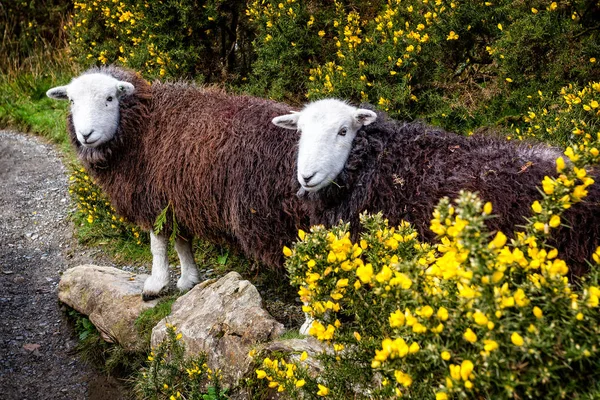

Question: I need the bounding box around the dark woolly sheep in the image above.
[273,99,600,278]
[47,65,308,299]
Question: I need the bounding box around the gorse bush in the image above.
[245,0,599,133]
[261,164,600,397]
[255,89,600,397]
[69,165,147,248]
[514,81,600,145]
[136,323,227,400]
[67,0,250,81]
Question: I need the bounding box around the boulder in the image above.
[151,271,285,385]
[58,265,157,351]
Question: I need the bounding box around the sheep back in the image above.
[306,111,600,276]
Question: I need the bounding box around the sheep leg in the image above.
[299,307,314,336]
[174,235,200,292]
[142,231,170,301]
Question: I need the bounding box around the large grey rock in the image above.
[151,271,285,385]
[58,265,157,351]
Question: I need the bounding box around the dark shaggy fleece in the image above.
[304,109,600,277]
[67,65,306,268]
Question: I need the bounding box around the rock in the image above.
[58,265,157,351]
[151,271,284,385]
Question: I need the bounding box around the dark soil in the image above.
[0,131,127,400]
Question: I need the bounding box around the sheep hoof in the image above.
[177,274,200,292]
[142,292,160,302]
[142,275,169,300]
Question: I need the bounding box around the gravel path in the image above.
[0,131,126,400]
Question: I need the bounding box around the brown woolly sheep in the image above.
[47,65,307,299]
[274,99,600,278]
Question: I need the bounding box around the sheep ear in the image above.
[116,81,135,98]
[46,85,69,100]
[354,109,377,126]
[272,113,300,130]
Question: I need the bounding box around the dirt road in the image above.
[0,131,126,400]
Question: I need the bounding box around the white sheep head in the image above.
[47,73,135,148]
[273,98,377,193]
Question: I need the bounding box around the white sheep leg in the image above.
[299,309,314,335]
[142,231,170,300]
[174,236,200,291]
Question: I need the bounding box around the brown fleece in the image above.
[304,108,600,278]
[66,66,306,268]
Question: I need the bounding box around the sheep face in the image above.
[273,99,376,193]
[47,73,134,148]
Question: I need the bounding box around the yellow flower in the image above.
[376,265,393,283]
[483,339,498,352]
[531,7,538,13]
[531,201,542,213]
[460,359,474,380]
[389,309,406,327]
[436,393,448,400]
[296,379,306,387]
[549,215,561,228]
[463,328,477,343]
[556,156,567,172]
[318,30,325,37]
[488,231,507,249]
[505,77,513,82]
[317,384,330,396]
[549,1,557,10]
[394,370,413,387]
[408,342,421,354]
[511,332,524,346]
[446,31,459,40]
[283,246,292,257]
[497,23,503,30]
[483,202,492,214]
[533,306,543,318]
[441,351,451,360]
[473,311,488,326]
[356,263,374,283]
[437,307,449,321]
[327,251,337,263]
[298,229,306,240]
[256,370,267,379]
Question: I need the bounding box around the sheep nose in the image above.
[81,129,95,140]
[302,173,316,184]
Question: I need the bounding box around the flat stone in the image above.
[58,265,157,351]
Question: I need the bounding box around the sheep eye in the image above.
[338,127,348,136]
[107,96,113,102]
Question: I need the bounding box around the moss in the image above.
[135,296,178,346]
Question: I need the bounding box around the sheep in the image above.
[273,98,600,278]
[47,65,309,300]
